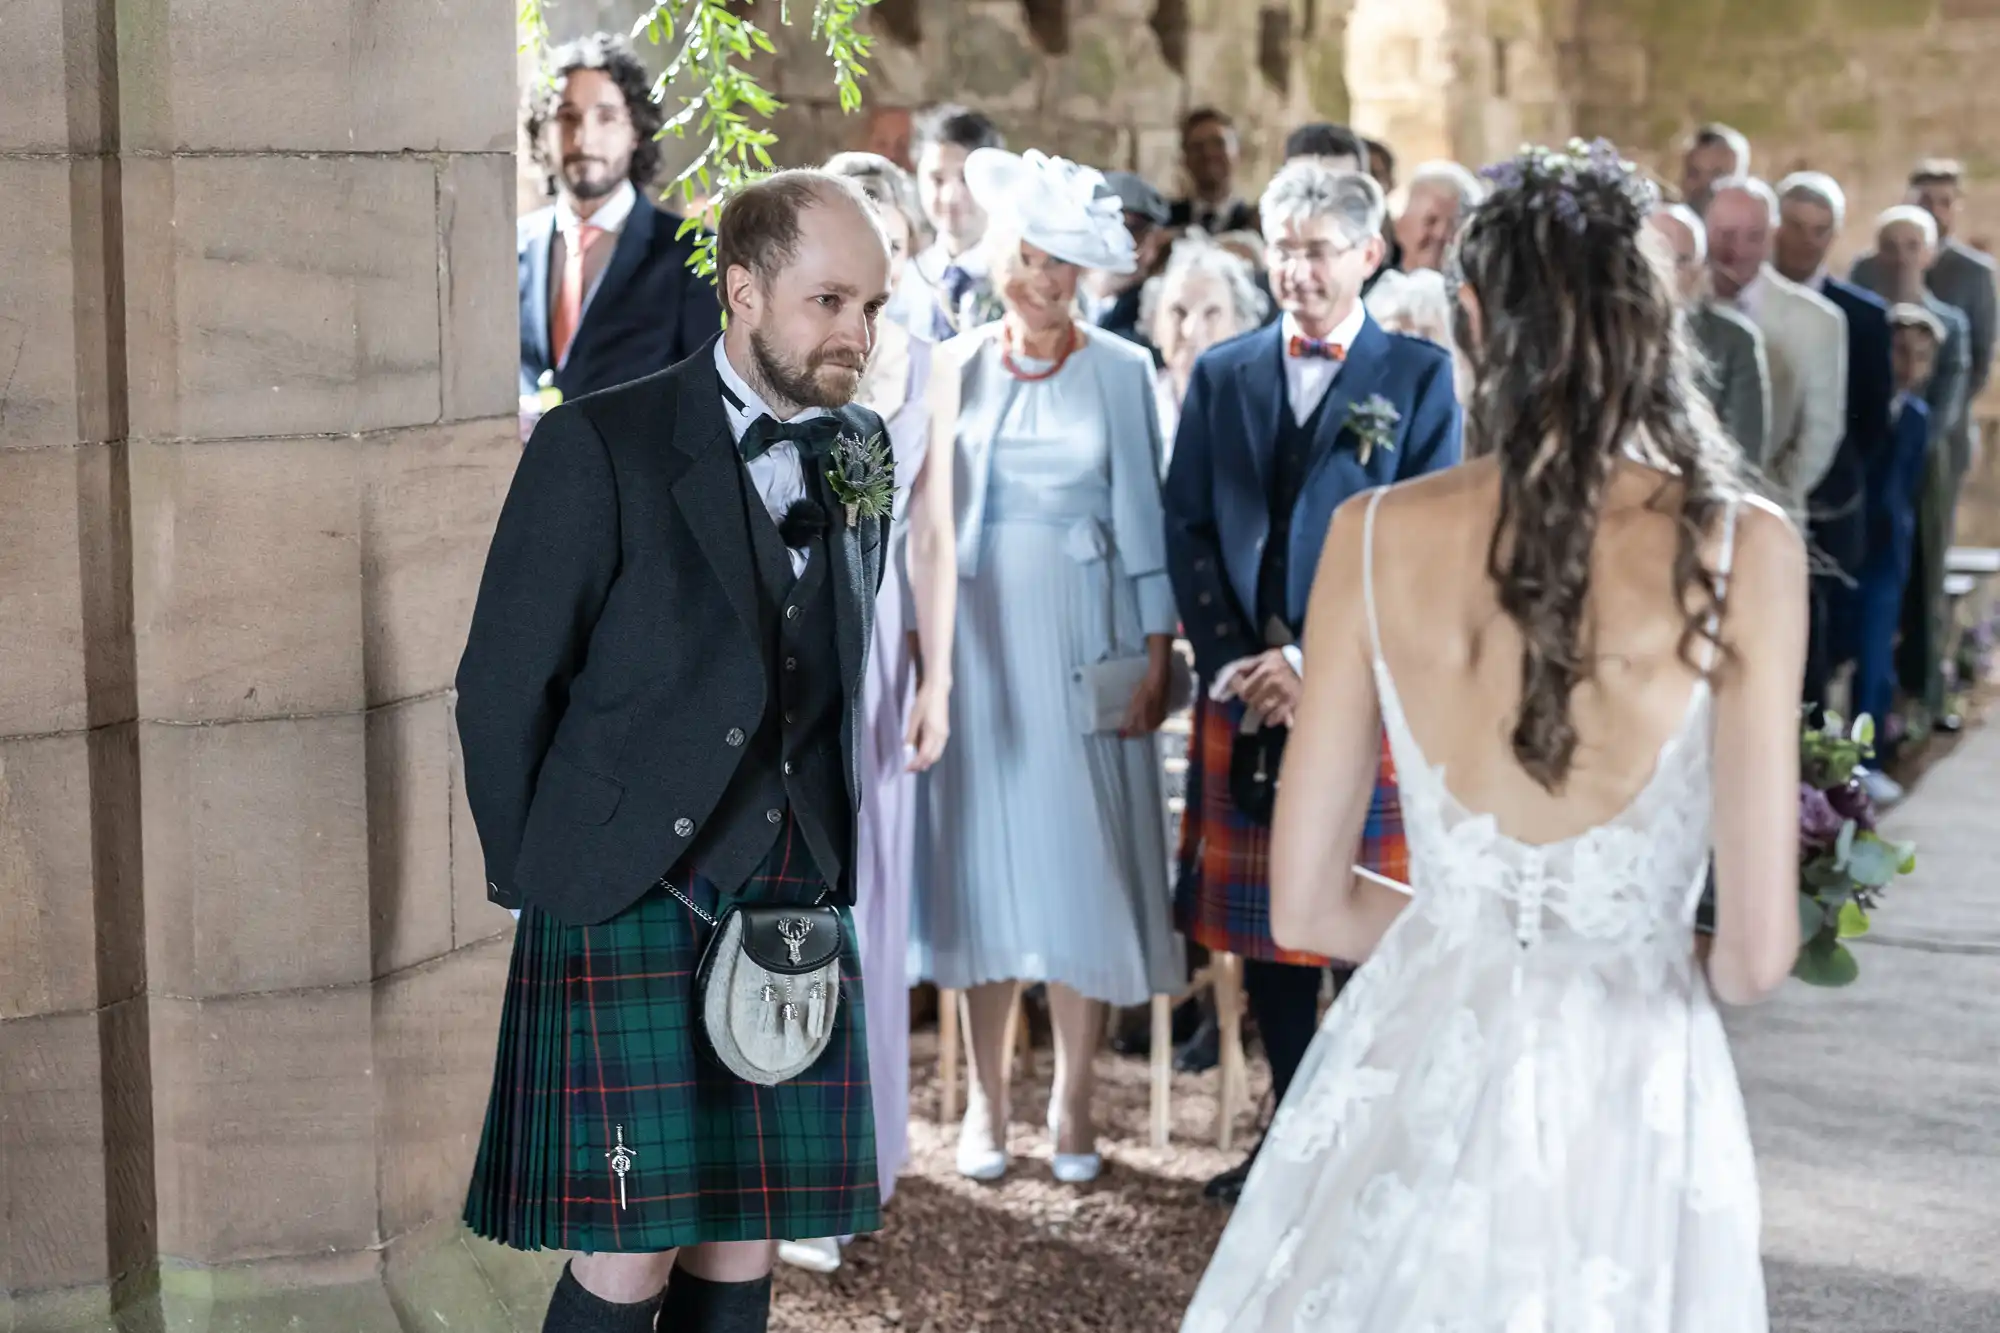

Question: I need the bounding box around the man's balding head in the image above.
[718,170,893,413]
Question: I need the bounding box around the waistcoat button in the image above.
[725,727,745,746]
[783,760,795,776]
[674,817,694,837]
[765,808,783,824]
[785,605,800,621]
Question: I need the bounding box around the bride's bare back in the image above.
[1270,453,1807,1006]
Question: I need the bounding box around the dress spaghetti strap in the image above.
[1362,488,1388,665]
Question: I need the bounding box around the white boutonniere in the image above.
[825,431,895,527]
[1345,394,1401,466]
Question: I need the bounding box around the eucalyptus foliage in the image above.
[522,0,878,282]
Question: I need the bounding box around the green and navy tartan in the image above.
[464,814,880,1253]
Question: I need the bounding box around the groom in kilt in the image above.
[1163,160,1461,1203]
[455,171,896,1332]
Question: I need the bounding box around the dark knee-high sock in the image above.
[657,1270,772,1333]
[541,1262,663,1333]
[1242,958,1325,1109]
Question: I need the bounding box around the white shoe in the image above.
[955,1142,1009,1181]
[1859,768,1906,809]
[1048,1111,1102,1184]
[777,1236,842,1273]
[1050,1150,1103,1184]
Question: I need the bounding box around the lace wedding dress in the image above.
[1182,492,1766,1333]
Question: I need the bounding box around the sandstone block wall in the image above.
[2,0,523,1322]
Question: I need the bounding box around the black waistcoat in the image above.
[687,471,849,897]
[1255,388,1332,637]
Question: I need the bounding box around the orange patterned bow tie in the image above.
[1288,335,1346,361]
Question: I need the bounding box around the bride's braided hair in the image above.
[1446,139,1743,791]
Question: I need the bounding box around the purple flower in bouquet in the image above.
[1798,782,1844,849]
[1824,778,1877,832]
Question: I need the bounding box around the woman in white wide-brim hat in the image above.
[912,148,1185,1186]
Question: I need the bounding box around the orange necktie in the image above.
[551,222,606,369]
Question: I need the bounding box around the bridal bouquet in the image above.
[1795,713,1918,986]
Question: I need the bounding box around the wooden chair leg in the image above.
[1005,992,1028,1080]
[1213,952,1247,1151]
[938,988,961,1125]
[1150,993,1173,1148]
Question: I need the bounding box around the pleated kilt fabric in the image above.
[1173,694,1407,966]
[464,814,880,1253]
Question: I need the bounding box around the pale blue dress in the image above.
[911,326,1184,1005]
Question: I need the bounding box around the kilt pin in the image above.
[464,814,879,1254]
[1174,693,1407,967]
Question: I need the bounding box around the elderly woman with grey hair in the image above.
[1362,267,1452,348]
[1393,159,1485,273]
[1143,235,1272,445]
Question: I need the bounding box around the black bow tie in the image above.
[739,412,841,464]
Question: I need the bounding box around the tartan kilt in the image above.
[1173,693,1407,966]
[464,814,880,1254]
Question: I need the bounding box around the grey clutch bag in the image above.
[1070,653,1195,733]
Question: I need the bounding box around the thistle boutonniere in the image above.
[1345,395,1401,467]
[825,431,895,527]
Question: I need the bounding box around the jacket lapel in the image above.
[669,340,761,651]
[826,404,883,812]
[1236,323,1287,491]
[523,211,556,374]
[1303,315,1392,480]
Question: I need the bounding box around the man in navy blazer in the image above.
[519,33,720,402]
[1163,160,1460,1202]
[1776,173,1893,698]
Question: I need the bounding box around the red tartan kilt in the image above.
[1173,694,1407,965]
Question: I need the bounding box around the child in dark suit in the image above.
[1854,304,1944,805]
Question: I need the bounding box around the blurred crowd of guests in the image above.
[512,29,1995,1258]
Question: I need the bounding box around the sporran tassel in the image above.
[806,980,826,1039]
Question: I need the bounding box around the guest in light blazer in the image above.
[1163,160,1460,1203]
[911,149,1183,1189]
[1705,177,1847,525]
[517,34,719,402]
[1648,203,1771,463]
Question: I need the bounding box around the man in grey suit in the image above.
[1857,204,1975,727]
[1649,203,1770,462]
[1851,159,1995,501]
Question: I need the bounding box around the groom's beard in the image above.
[750,328,868,412]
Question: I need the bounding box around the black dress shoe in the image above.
[1174,1011,1220,1073]
[1938,711,1965,734]
[1203,1150,1257,1203]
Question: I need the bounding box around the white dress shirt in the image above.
[549,179,638,353]
[714,340,823,577]
[1282,301,1368,425]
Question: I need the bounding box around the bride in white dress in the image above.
[1182,141,1807,1333]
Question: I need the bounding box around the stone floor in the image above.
[748,722,2000,1333]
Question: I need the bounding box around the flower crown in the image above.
[1475,138,1659,235]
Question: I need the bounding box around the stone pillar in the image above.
[1,0,529,1326]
